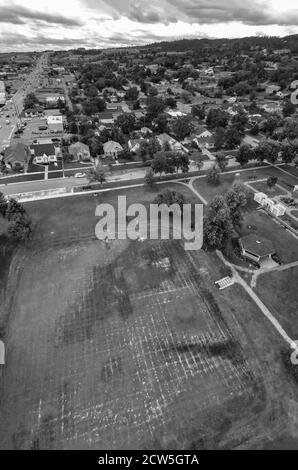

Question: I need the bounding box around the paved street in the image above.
[0,53,47,150]
[0,177,81,196]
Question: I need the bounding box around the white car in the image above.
[74,172,86,178]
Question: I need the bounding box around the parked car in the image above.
[74,172,86,178]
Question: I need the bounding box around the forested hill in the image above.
[142,35,298,54]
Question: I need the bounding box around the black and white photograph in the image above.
[1,0,298,454]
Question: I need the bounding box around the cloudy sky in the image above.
[1,0,298,52]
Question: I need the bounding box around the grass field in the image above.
[193,166,297,203]
[282,165,298,178]
[0,184,295,449]
[248,181,287,198]
[239,210,298,264]
[256,267,298,339]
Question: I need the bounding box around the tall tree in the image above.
[144,168,155,188]
[215,151,228,171]
[86,165,106,185]
[204,195,233,250]
[207,165,221,185]
[225,184,249,228]
[172,115,194,140]
[151,154,167,176]
[7,214,32,241]
[236,144,255,167]
[154,189,186,210]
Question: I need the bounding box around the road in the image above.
[0,168,147,196]
[0,177,81,196]
[0,53,48,150]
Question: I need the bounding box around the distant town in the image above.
[1,35,298,451]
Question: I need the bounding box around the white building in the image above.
[254,192,286,216]
[47,115,63,133]
[166,109,186,118]
[0,80,6,106]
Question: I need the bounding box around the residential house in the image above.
[116,90,126,100]
[166,109,186,118]
[140,127,152,136]
[248,114,263,126]
[261,102,282,114]
[134,110,145,121]
[176,102,192,114]
[103,141,123,159]
[69,142,91,161]
[265,84,281,95]
[30,143,59,164]
[24,106,44,118]
[273,49,291,55]
[128,138,146,153]
[157,133,189,153]
[97,112,115,126]
[194,128,215,149]
[3,142,31,171]
[35,88,65,106]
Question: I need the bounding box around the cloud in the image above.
[86,0,298,27]
[1,0,298,52]
[0,4,83,26]
[169,0,298,26]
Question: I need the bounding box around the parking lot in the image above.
[14,116,64,144]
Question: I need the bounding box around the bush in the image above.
[281,347,298,383]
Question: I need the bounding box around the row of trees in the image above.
[151,152,190,176]
[236,139,298,166]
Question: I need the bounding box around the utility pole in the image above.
[62,152,65,178]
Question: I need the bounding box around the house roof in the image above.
[47,115,63,124]
[31,143,56,157]
[4,143,30,164]
[196,127,213,138]
[69,142,89,151]
[240,234,275,257]
[24,106,44,113]
[98,112,114,120]
[141,127,152,133]
[157,133,173,144]
[103,141,123,153]
[129,138,143,147]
